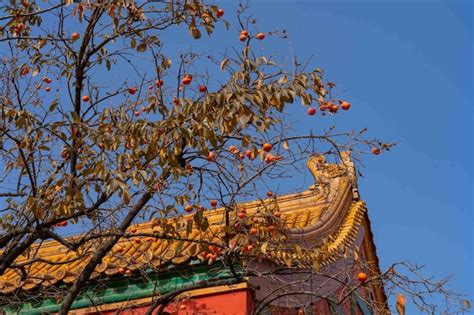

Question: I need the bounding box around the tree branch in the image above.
[58,191,153,314]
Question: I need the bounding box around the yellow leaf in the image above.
[123,190,130,205]
[220,58,229,71]
[37,39,47,49]
[61,203,69,215]
[278,75,288,85]
[397,294,406,306]
[31,67,40,77]
[242,136,250,148]
[396,293,406,315]
[190,27,201,39]
[137,43,147,52]
[259,148,265,160]
[251,146,259,160]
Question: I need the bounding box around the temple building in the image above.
[0,154,388,314]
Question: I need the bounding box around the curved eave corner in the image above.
[0,152,371,295]
[266,152,368,268]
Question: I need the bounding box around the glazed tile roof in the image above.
[0,153,366,294]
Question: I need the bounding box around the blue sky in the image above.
[240,0,473,309]
[206,0,472,310]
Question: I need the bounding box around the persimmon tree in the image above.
[0,1,468,314]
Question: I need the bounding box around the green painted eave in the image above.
[3,261,241,315]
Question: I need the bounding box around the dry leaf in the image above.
[396,293,406,315]
[220,58,229,71]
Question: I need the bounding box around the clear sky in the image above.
[206,0,472,311]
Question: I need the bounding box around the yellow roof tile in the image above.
[0,154,367,294]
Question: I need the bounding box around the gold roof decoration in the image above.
[0,153,368,294]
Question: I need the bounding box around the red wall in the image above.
[91,288,252,315]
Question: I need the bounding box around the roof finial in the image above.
[307,153,358,199]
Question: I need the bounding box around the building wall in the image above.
[247,223,381,315]
[66,214,386,315]
[82,288,252,315]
